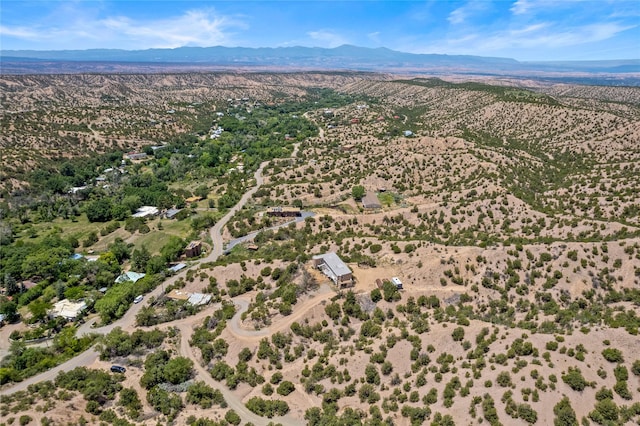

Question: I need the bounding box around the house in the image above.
[167,289,190,301]
[21,280,38,291]
[185,241,202,258]
[313,252,353,287]
[362,191,382,210]
[165,208,182,219]
[266,206,302,218]
[68,186,88,194]
[185,196,203,204]
[50,299,87,321]
[391,277,403,290]
[133,206,159,218]
[115,271,146,284]
[187,293,212,306]
[168,263,186,273]
[124,152,148,161]
[166,289,211,306]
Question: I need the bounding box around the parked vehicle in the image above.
[110,365,126,373]
[134,295,143,304]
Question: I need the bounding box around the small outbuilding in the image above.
[391,277,403,290]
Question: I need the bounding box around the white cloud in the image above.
[307,30,348,48]
[479,22,634,50]
[407,21,635,59]
[448,1,488,25]
[0,25,41,40]
[510,0,533,16]
[0,8,246,49]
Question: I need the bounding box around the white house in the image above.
[132,206,159,218]
[50,300,87,320]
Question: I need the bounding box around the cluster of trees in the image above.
[245,396,289,418]
[55,367,124,413]
[140,350,194,389]
[99,327,167,360]
[0,328,96,385]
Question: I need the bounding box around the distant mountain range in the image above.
[2,45,639,76]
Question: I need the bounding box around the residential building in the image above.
[115,271,146,284]
[362,191,382,210]
[313,252,353,287]
[124,152,148,161]
[132,206,159,218]
[266,206,302,217]
[185,241,202,258]
[165,208,182,219]
[168,263,186,273]
[50,299,87,320]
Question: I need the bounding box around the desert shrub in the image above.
[370,244,382,254]
[277,381,295,396]
[147,386,182,420]
[601,348,624,363]
[497,372,512,388]
[553,397,577,426]
[119,387,142,418]
[225,410,241,425]
[451,327,465,342]
[245,397,289,418]
[186,381,225,409]
[561,367,588,391]
[613,365,628,381]
[589,399,619,424]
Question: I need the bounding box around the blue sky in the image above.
[1,1,638,61]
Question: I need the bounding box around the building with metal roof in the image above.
[362,191,382,210]
[312,252,353,287]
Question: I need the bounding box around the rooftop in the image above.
[50,299,87,319]
[313,252,351,276]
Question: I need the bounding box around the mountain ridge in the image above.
[3,44,639,75]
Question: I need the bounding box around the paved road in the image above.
[224,211,314,253]
[1,141,312,425]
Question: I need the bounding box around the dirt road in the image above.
[1,141,313,425]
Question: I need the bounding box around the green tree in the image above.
[131,246,151,271]
[351,185,365,201]
[86,199,113,222]
[108,238,131,264]
[164,357,194,385]
[277,381,295,396]
[553,397,578,426]
[0,298,19,323]
[27,299,51,323]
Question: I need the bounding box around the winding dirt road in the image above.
[2,142,316,425]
